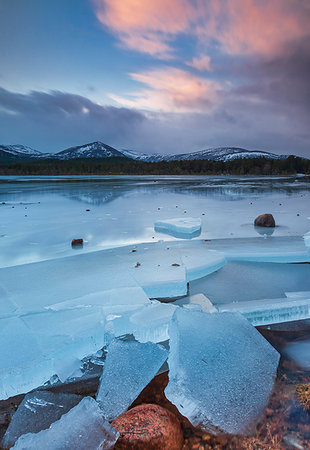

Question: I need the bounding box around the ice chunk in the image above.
[97,340,168,421]
[165,309,280,435]
[177,294,218,313]
[155,217,201,238]
[284,339,310,370]
[3,391,82,449]
[13,397,118,449]
[218,296,310,326]
[129,301,177,343]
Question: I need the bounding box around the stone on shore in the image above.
[112,403,183,450]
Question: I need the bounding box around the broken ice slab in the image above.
[284,339,310,371]
[190,260,310,304]
[154,217,202,239]
[179,247,226,282]
[97,339,168,421]
[165,308,280,435]
[128,301,177,343]
[13,396,119,450]
[0,249,148,316]
[3,391,82,449]
[124,245,187,298]
[218,295,310,326]
[0,317,53,400]
[203,236,310,263]
[175,293,218,313]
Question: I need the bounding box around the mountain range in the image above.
[0,142,294,163]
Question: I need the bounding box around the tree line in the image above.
[0,155,309,176]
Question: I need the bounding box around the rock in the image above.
[71,238,83,247]
[112,404,183,450]
[254,213,275,227]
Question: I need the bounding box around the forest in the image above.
[0,155,309,176]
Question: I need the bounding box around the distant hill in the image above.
[0,141,301,164]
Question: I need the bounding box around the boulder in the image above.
[71,238,83,247]
[254,214,275,227]
[112,404,183,450]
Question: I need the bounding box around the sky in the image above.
[0,0,309,157]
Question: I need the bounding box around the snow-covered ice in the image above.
[155,217,202,238]
[12,396,119,449]
[3,391,82,448]
[96,339,168,421]
[165,308,280,435]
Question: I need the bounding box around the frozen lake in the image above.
[0,175,310,268]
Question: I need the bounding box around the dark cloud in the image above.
[0,87,145,152]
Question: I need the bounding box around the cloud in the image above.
[186,55,212,72]
[92,0,310,58]
[0,87,145,152]
[92,0,195,57]
[110,67,222,112]
[0,85,309,157]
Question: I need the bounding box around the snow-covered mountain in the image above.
[0,144,42,158]
[124,147,287,162]
[54,142,126,160]
[121,149,166,162]
[0,142,293,163]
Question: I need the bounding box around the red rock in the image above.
[254,213,275,227]
[71,238,83,247]
[112,404,184,450]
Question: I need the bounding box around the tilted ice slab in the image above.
[97,339,168,421]
[154,217,202,239]
[108,300,178,343]
[203,236,310,263]
[165,309,280,435]
[3,391,82,449]
[13,397,119,450]
[218,294,310,326]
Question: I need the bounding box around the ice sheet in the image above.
[96,339,168,421]
[3,391,82,449]
[1,176,309,269]
[202,236,310,263]
[12,396,119,450]
[165,308,280,435]
[190,260,310,304]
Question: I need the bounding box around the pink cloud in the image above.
[186,55,212,71]
[109,67,222,112]
[92,0,196,57]
[93,0,309,58]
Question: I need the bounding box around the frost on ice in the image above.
[12,397,119,450]
[165,308,280,435]
[154,217,202,238]
[96,339,168,421]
